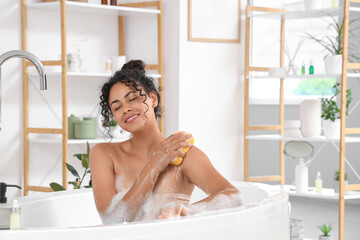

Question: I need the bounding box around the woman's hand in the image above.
[156,203,188,219]
[152,132,193,171]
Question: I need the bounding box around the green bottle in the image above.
[309,60,314,75]
[301,61,305,75]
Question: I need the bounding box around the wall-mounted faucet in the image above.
[0,50,47,131]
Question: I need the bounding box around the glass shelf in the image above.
[248,7,360,20]
[29,137,129,145]
[28,69,161,79]
[246,134,360,143]
[282,185,360,200]
[247,73,360,79]
[27,1,160,16]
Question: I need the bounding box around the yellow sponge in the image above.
[170,132,195,165]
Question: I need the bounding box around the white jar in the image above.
[300,100,321,137]
[295,159,308,193]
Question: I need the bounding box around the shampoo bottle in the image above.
[295,159,308,193]
[9,199,21,229]
[315,171,323,193]
[309,60,314,75]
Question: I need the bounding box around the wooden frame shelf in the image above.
[244,2,360,239]
[27,1,160,16]
[21,0,164,196]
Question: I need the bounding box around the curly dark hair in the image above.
[100,60,161,134]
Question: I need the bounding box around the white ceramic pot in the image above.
[69,56,81,72]
[300,100,322,137]
[322,118,340,139]
[324,55,342,74]
[304,0,323,10]
[319,235,334,240]
[334,180,348,193]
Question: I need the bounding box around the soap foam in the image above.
[187,192,244,215]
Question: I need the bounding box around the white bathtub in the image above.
[0,182,290,240]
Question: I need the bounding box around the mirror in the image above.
[284,141,314,160]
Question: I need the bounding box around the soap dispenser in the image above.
[295,159,308,193]
[0,182,22,204]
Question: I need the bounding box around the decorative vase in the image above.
[319,235,334,240]
[68,114,80,139]
[300,100,322,137]
[334,180,348,193]
[324,55,342,74]
[322,119,341,139]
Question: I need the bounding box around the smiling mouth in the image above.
[125,114,140,123]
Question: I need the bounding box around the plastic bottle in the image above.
[68,114,80,139]
[301,61,306,75]
[295,159,308,193]
[332,0,339,8]
[9,200,20,229]
[315,172,323,193]
[309,60,314,75]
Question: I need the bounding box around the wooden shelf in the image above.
[27,1,160,16]
[29,136,129,145]
[247,73,360,79]
[248,7,360,20]
[246,134,360,143]
[282,185,360,200]
[28,69,161,79]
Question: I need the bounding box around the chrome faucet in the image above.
[0,50,47,131]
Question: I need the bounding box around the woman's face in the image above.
[108,82,157,133]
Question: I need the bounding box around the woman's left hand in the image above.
[156,203,188,219]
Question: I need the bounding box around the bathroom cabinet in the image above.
[243,2,360,240]
[21,0,164,193]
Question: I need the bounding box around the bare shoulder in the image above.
[182,145,211,166]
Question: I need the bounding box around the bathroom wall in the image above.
[0,0,245,201]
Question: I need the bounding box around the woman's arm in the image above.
[182,146,243,214]
[90,132,193,223]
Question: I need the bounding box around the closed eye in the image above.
[129,97,137,102]
[114,105,122,111]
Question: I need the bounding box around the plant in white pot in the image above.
[306,15,360,74]
[334,170,348,193]
[321,83,352,138]
[318,223,333,240]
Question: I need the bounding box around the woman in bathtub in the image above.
[90,60,243,224]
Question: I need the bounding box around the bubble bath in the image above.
[4,182,290,240]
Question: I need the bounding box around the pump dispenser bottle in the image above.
[9,199,21,229]
[295,159,308,193]
[315,171,323,193]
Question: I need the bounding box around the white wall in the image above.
[0,0,245,201]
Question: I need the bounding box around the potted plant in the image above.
[306,15,360,74]
[334,170,348,193]
[50,142,92,191]
[321,82,352,138]
[318,223,333,240]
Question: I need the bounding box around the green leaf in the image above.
[87,169,91,174]
[87,141,91,155]
[65,163,80,178]
[68,181,79,189]
[81,154,90,169]
[84,185,93,188]
[74,154,82,161]
[50,182,66,191]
